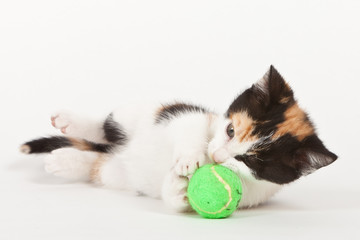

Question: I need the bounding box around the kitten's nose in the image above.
[212,148,231,163]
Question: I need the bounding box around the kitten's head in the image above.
[208,66,337,184]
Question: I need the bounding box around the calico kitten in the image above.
[20,66,337,211]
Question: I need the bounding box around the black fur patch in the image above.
[103,113,127,145]
[84,140,115,153]
[22,136,72,154]
[236,134,302,184]
[236,134,337,184]
[155,102,208,124]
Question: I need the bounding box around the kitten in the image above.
[20,66,337,212]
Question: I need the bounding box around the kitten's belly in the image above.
[120,126,174,198]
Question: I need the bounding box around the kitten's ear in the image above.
[253,65,294,105]
[227,66,295,118]
[294,135,338,175]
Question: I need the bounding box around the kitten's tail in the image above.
[20,136,115,154]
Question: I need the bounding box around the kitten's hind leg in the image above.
[51,111,108,143]
[44,148,103,181]
[51,111,128,146]
[43,148,127,189]
[51,103,151,145]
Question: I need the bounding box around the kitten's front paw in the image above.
[162,171,192,212]
[174,152,209,176]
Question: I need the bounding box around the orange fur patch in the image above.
[69,138,92,151]
[155,105,165,117]
[207,113,216,127]
[279,96,291,104]
[230,112,258,142]
[273,104,314,141]
[90,155,107,184]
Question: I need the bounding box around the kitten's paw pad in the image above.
[51,111,76,135]
[162,173,192,212]
[174,152,208,176]
[44,148,92,180]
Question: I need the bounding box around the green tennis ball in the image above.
[187,164,242,219]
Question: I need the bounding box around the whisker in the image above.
[252,156,265,162]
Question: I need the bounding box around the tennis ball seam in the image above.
[189,165,232,215]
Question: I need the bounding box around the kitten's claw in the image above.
[174,152,209,176]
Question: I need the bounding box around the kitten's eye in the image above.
[226,123,235,139]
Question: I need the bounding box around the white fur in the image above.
[48,106,281,212]
[161,170,191,212]
[255,71,270,95]
[44,148,99,181]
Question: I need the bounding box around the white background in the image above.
[1,0,359,239]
